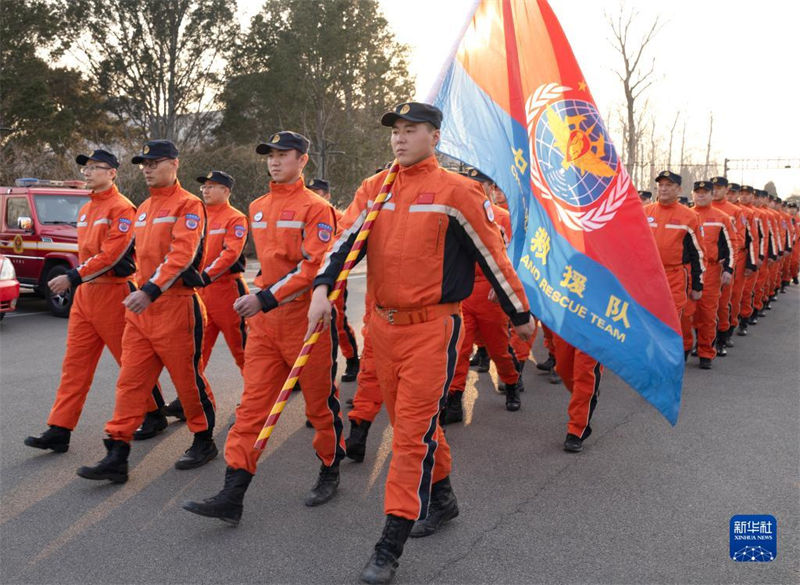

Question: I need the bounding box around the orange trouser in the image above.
[451,279,520,393]
[552,335,602,439]
[695,264,722,359]
[717,264,734,332]
[105,294,215,442]
[224,300,345,474]
[728,255,747,327]
[666,266,690,319]
[781,253,792,282]
[48,281,163,430]
[791,246,799,277]
[334,286,358,360]
[739,269,758,319]
[349,308,383,424]
[542,323,555,354]
[754,261,771,310]
[680,299,697,352]
[199,275,248,372]
[370,309,461,521]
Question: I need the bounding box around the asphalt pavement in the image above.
[1,277,798,585]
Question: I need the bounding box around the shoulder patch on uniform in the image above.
[253,211,263,221]
[118,217,131,233]
[647,216,655,223]
[234,224,246,238]
[138,212,147,221]
[483,199,495,222]
[318,222,333,242]
[185,213,200,229]
[79,213,86,222]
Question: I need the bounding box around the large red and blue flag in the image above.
[429,0,684,424]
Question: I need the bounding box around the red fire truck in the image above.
[0,178,90,317]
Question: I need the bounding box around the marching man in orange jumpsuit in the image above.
[161,170,249,422]
[182,131,346,525]
[25,149,165,453]
[307,178,360,382]
[736,185,764,331]
[690,181,735,370]
[752,190,777,317]
[442,167,525,424]
[709,177,747,355]
[77,140,217,483]
[307,102,534,584]
[644,170,705,346]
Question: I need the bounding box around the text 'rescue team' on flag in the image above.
[429,0,684,424]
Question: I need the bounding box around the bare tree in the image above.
[704,112,714,176]
[607,6,661,178]
[667,111,680,169]
[679,119,687,175]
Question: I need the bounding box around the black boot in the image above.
[133,409,168,440]
[749,314,758,325]
[440,392,463,425]
[409,476,459,538]
[304,464,339,506]
[699,357,712,370]
[162,398,186,421]
[76,438,130,483]
[536,353,555,371]
[504,380,521,411]
[563,433,583,452]
[793,276,799,285]
[175,431,218,470]
[24,425,71,453]
[341,357,360,382]
[724,327,735,348]
[469,346,489,372]
[715,337,727,357]
[548,367,562,384]
[737,321,748,336]
[182,466,253,526]
[346,419,371,462]
[359,514,415,585]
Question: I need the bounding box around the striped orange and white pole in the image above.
[254,161,400,451]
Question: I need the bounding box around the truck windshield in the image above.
[33,195,89,226]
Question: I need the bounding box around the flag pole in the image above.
[253,161,400,451]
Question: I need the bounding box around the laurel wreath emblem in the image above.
[525,83,628,232]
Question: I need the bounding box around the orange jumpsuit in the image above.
[451,204,521,396]
[790,214,800,279]
[105,181,215,443]
[644,201,705,318]
[348,293,383,424]
[734,201,759,322]
[224,177,345,474]
[766,207,784,296]
[330,208,359,362]
[779,210,794,283]
[199,202,249,372]
[49,185,163,430]
[743,204,767,317]
[692,206,734,359]
[315,155,530,521]
[754,205,777,310]
[551,333,602,440]
[712,199,744,332]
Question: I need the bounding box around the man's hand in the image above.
[513,319,536,342]
[721,272,733,287]
[233,294,263,318]
[123,290,152,314]
[690,290,702,301]
[305,286,332,341]
[48,274,71,295]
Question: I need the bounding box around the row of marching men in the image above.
[22,101,598,585]
[639,173,799,370]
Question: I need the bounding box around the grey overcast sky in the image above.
[239,0,800,193]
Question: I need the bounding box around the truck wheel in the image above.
[44,264,73,318]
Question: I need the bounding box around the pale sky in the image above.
[240,0,800,194]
